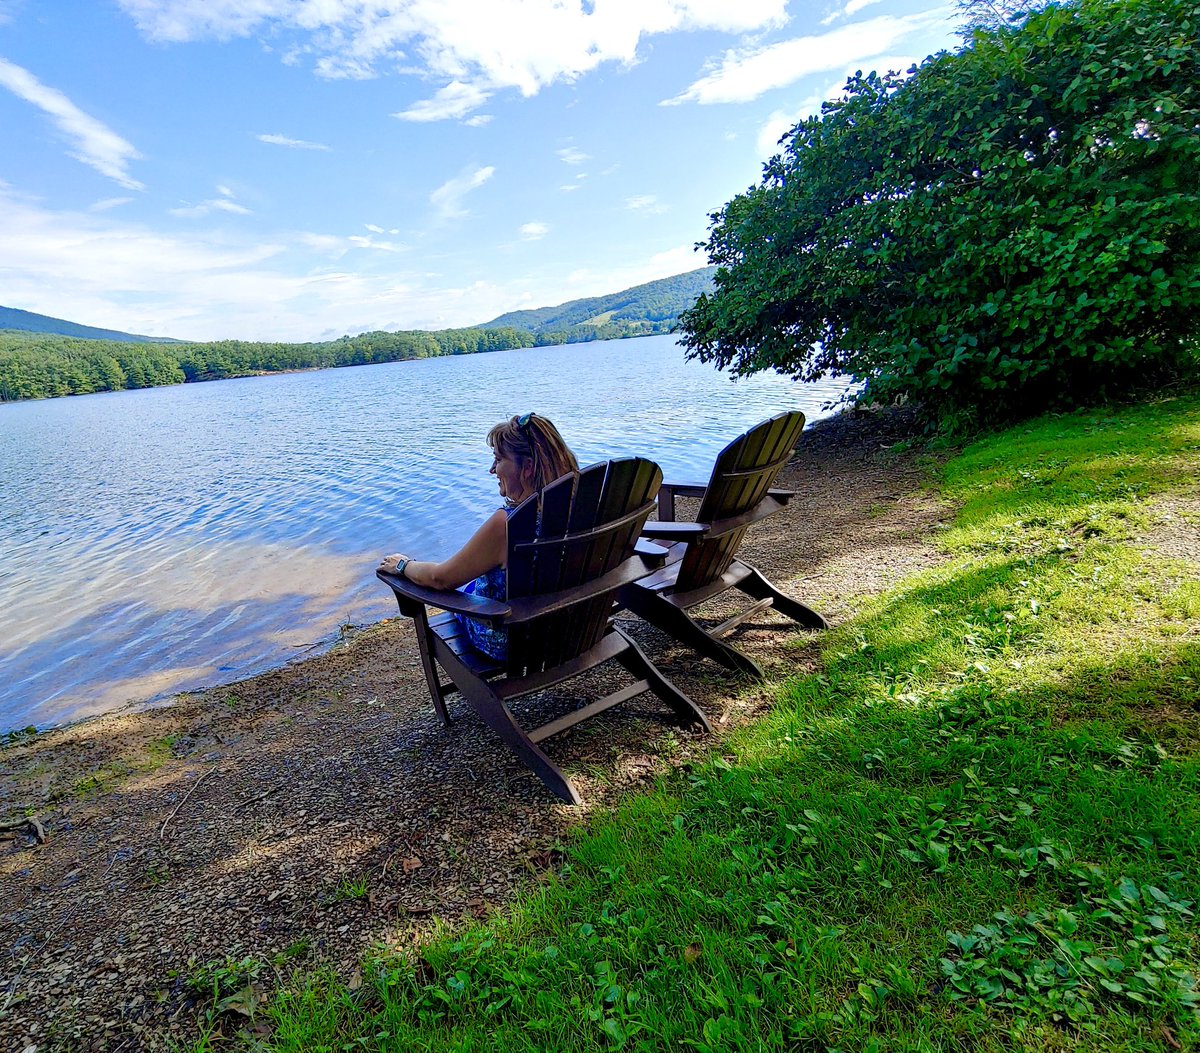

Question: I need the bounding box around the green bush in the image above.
[679,0,1200,428]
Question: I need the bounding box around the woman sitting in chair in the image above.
[377,413,579,660]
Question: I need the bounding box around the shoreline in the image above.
[0,407,948,1050]
[2,614,393,744]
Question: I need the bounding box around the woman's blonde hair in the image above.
[488,413,579,495]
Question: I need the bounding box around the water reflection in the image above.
[0,335,851,730]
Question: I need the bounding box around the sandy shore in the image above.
[0,409,952,1052]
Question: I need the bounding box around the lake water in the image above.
[0,334,850,732]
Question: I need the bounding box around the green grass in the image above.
[208,393,1200,1052]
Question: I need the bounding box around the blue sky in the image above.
[0,0,960,342]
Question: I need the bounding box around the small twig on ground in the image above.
[0,815,47,841]
[158,765,219,840]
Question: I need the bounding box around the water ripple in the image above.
[0,335,852,731]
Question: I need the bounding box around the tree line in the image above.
[0,326,537,402]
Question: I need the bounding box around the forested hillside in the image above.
[0,267,715,401]
[0,306,176,344]
[0,326,533,401]
[481,266,716,342]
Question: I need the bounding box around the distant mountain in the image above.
[0,305,179,344]
[480,266,716,343]
[0,266,720,401]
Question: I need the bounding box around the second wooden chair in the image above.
[619,411,827,679]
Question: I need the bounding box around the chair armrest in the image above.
[504,553,665,624]
[639,520,709,541]
[376,569,511,624]
[706,494,789,539]
[634,538,670,564]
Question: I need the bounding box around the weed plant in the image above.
[216,393,1200,1051]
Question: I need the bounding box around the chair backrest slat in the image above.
[678,411,806,592]
[505,458,662,676]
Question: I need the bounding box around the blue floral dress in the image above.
[457,505,512,660]
[459,563,508,660]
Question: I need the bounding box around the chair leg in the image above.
[410,609,452,726]
[613,628,713,733]
[623,586,765,679]
[736,565,828,630]
[454,673,582,806]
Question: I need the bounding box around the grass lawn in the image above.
[197,392,1200,1052]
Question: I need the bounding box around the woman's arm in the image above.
[378,507,508,590]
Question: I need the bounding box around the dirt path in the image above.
[0,409,951,1052]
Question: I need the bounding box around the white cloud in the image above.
[91,196,134,212]
[559,184,581,193]
[170,184,252,217]
[519,221,548,240]
[463,114,493,127]
[0,184,712,342]
[394,80,492,122]
[625,194,667,214]
[348,234,405,251]
[822,0,887,24]
[116,0,788,116]
[0,57,145,189]
[557,146,589,165]
[257,132,332,150]
[297,231,350,255]
[663,10,944,105]
[0,184,480,339]
[429,164,495,219]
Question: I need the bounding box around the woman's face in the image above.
[490,448,533,503]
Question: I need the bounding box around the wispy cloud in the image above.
[822,0,889,24]
[116,0,788,118]
[348,234,404,252]
[0,57,144,189]
[91,196,134,212]
[394,81,492,122]
[463,114,493,127]
[519,221,548,241]
[557,146,589,165]
[663,10,944,105]
[169,185,252,218]
[625,195,667,214]
[0,183,712,342]
[429,164,495,220]
[257,132,332,150]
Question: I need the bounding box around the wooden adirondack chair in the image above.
[619,411,827,679]
[377,457,711,805]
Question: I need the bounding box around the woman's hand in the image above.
[378,552,410,575]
